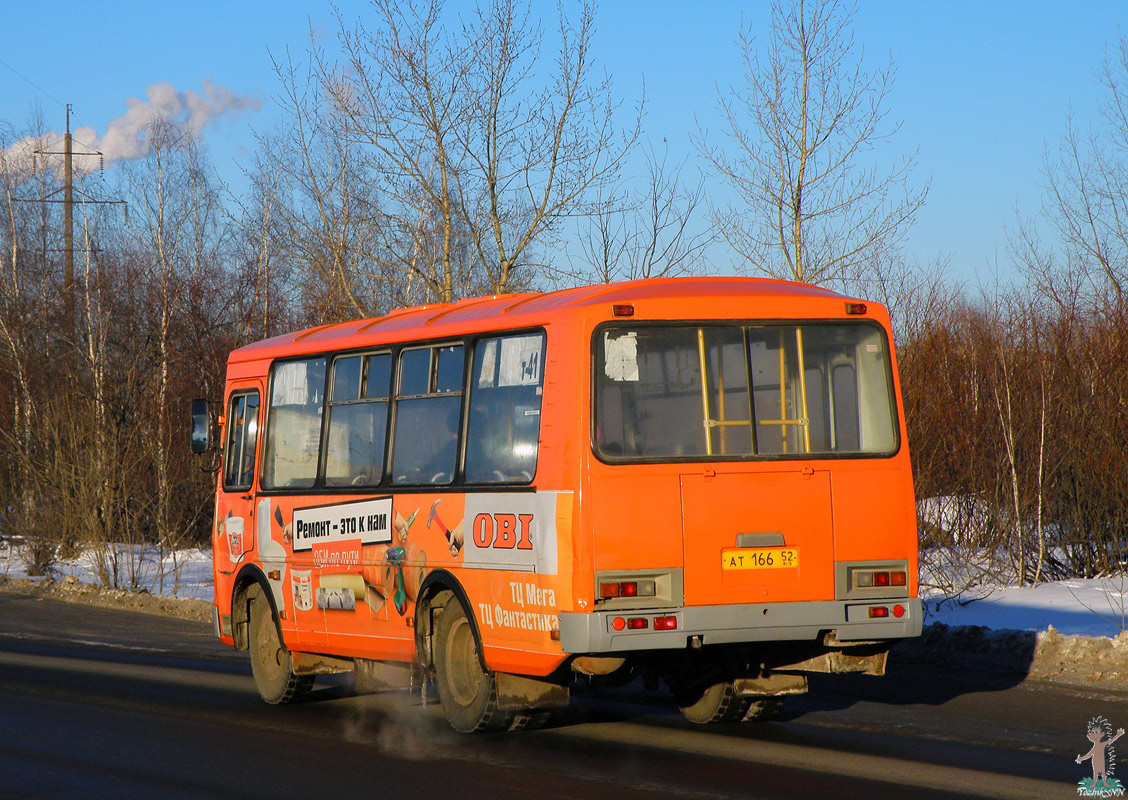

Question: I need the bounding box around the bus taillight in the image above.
[851,568,907,590]
[600,579,656,599]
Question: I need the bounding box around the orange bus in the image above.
[193,277,920,732]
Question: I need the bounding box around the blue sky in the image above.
[1,0,1125,286]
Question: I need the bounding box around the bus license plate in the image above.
[721,547,799,571]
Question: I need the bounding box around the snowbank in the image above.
[0,543,213,602]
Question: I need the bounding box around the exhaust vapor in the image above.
[2,78,261,177]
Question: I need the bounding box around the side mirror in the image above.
[190,399,211,453]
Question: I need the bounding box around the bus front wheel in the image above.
[433,600,512,732]
[249,595,313,704]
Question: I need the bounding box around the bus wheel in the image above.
[742,697,782,722]
[249,596,313,704]
[434,600,512,732]
[675,680,753,724]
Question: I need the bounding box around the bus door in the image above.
[217,379,323,645]
[216,382,263,577]
[681,467,835,606]
[678,324,838,606]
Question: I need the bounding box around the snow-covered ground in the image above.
[915,496,1128,637]
[0,542,213,602]
[2,541,1127,638]
[922,578,1128,637]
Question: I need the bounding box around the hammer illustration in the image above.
[428,499,462,556]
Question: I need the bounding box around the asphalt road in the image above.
[0,589,1119,799]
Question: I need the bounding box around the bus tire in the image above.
[676,680,752,724]
[509,710,552,731]
[434,600,512,732]
[249,596,313,704]
[742,697,782,722]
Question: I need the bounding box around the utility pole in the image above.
[63,103,74,325]
[17,105,127,340]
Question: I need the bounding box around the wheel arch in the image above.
[415,569,489,674]
[231,564,277,652]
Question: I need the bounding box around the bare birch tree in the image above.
[569,144,715,285]
[112,122,227,586]
[267,56,383,320]
[1014,35,1128,316]
[301,0,636,306]
[0,115,67,574]
[698,0,926,286]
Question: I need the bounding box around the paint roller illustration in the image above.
[428,499,464,556]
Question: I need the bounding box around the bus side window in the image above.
[464,334,545,484]
[223,391,259,492]
[391,345,465,485]
[325,352,391,487]
[262,358,326,489]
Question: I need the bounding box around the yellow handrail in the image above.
[757,327,811,453]
[795,327,811,453]
[697,328,713,456]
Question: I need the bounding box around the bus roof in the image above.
[228,276,867,364]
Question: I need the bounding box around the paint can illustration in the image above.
[291,569,314,611]
[226,516,245,561]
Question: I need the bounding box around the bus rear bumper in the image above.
[558,597,922,654]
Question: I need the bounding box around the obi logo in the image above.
[472,513,534,550]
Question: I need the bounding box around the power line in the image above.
[0,58,99,147]
[0,56,66,109]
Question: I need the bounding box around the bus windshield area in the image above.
[595,323,897,460]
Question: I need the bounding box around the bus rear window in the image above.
[594,324,897,460]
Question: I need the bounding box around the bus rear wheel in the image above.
[675,680,783,723]
[676,680,752,724]
[249,595,313,704]
[742,697,783,721]
[433,600,513,732]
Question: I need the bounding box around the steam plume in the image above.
[2,78,261,177]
